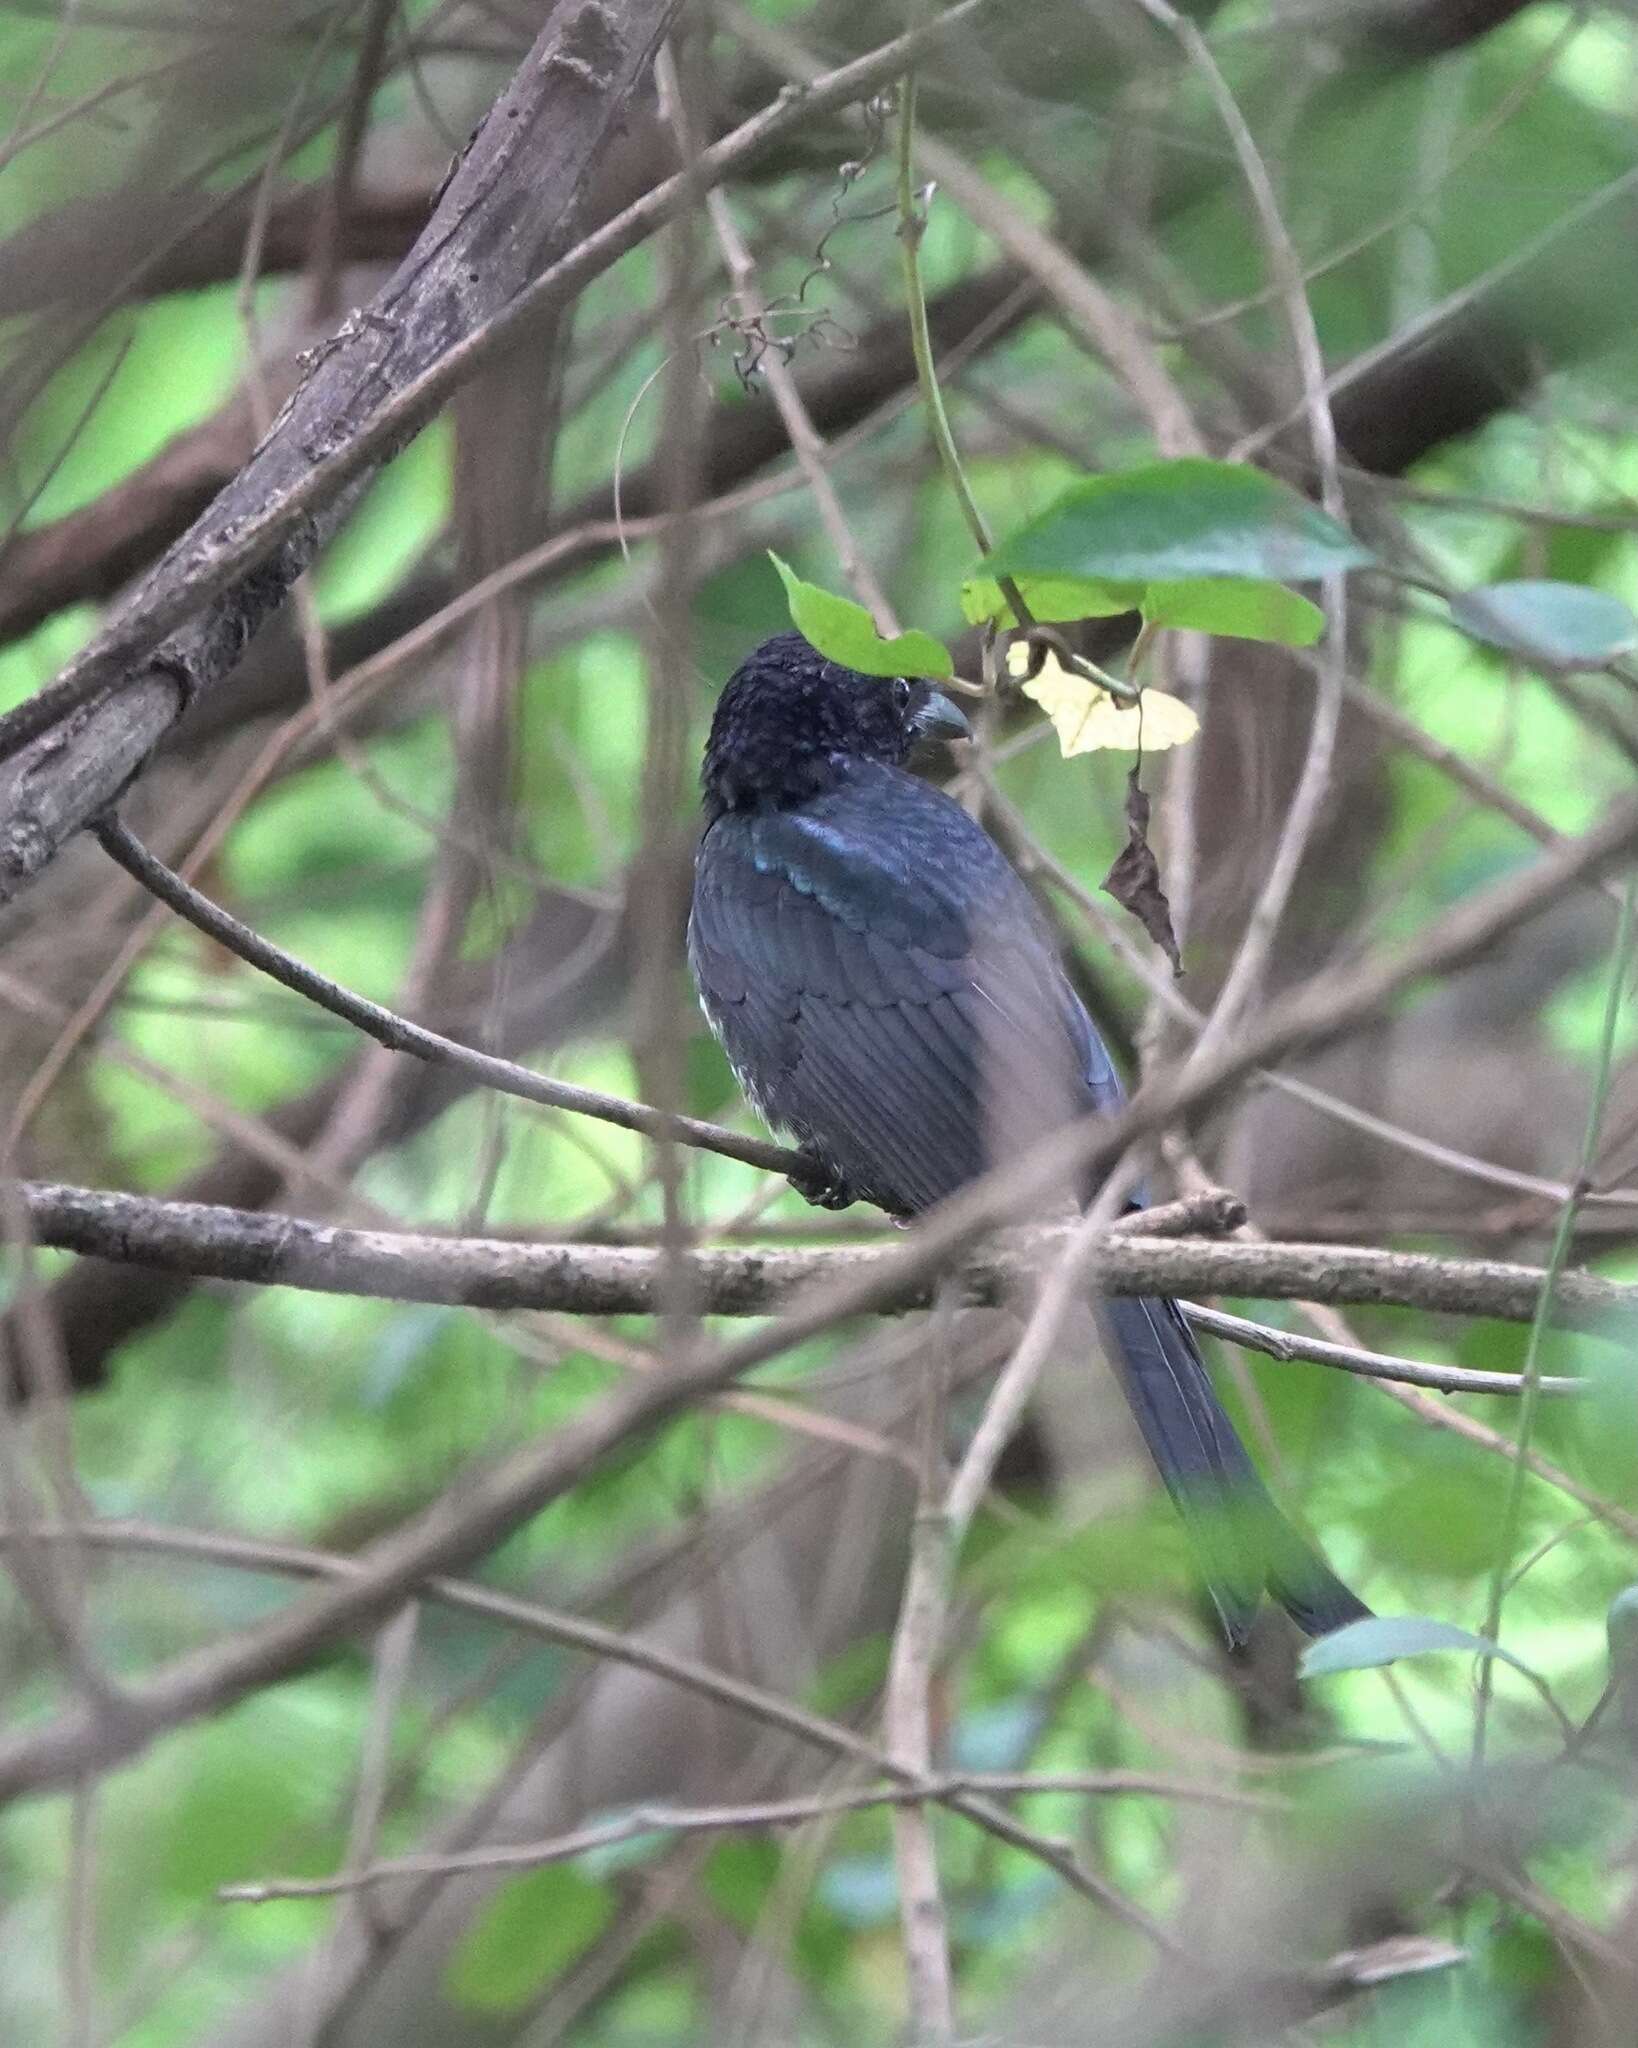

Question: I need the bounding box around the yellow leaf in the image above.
[1009,645,1199,755]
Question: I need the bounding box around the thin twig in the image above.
[993,780,1638,1210]
[678,43,897,631]
[885,1284,955,2043]
[220,1766,1282,1903]
[893,63,993,563]
[0,1519,1176,1941]
[307,0,397,317]
[296,1602,420,2035]
[1144,0,1348,1061]
[91,816,802,1180]
[1475,872,1638,1766]
[946,1167,1143,1539]
[733,4,1202,460]
[1183,1302,1584,1398]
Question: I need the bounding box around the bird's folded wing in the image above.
[689,772,1120,1215]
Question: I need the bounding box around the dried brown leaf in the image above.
[1102,768,1182,974]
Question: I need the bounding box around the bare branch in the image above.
[0,0,1002,903]
[0,180,434,322]
[91,815,801,1179]
[11,1177,1631,1335]
[1184,1302,1584,1397]
[221,1765,1283,1903]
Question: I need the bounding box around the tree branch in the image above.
[11,1177,1630,1336]
[90,815,802,1179]
[6,885,629,1398]
[0,0,1001,903]
[0,180,435,323]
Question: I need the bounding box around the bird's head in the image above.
[701,631,971,815]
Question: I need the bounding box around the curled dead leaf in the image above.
[1103,769,1182,974]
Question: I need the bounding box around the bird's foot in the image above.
[788,1148,859,1211]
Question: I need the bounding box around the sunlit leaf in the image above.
[987,458,1372,586]
[1449,579,1638,670]
[964,568,1324,646]
[1300,1614,1542,1682]
[1142,577,1326,645]
[1010,643,1199,755]
[769,552,953,678]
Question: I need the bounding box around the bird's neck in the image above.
[701,745,853,821]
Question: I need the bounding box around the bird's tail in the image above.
[1098,1294,1369,1647]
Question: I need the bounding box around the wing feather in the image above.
[689,764,1100,1215]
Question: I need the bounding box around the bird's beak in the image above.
[909,687,972,746]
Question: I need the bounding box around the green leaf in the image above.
[962,566,1324,646]
[445,1864,612,2014]
[1300,1614,1542,1683]
[1141,578,1326,645]
[987,458,1372,586]
[1448,580,1638,670]
[960,571,1139,627]
[768,553,952,678]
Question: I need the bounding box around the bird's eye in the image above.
[891,677,913,712]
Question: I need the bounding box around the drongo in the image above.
[688,631,1367,1645]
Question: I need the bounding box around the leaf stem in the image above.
[894,58,1158,713]
[896,69,992,559]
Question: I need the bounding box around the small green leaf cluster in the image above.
[769,459,1638,757]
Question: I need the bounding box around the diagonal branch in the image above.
[91,815,801,1179]
[0,0,1000,906]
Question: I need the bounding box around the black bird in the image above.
[688,631,1368,1645]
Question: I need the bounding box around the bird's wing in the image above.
[689,765,1119,1215]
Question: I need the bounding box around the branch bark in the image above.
[0,0,687,835]
[6,885,628,1398]
[0,0,1000,904]
[0,182,435,325]
[12,1178,1632,1331]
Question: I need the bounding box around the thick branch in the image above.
[0,0,998,903]
[0,0,686,824]
[0,182,434,325]
[13,1178,1631,1333]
